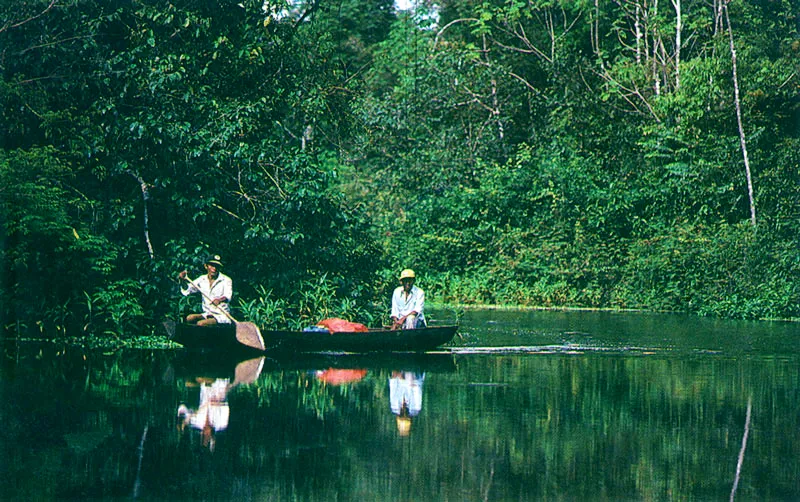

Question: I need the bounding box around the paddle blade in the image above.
[235,322,266,351]
[162,320,177,339]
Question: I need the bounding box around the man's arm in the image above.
[178,270,198,296]
[213,276,233,305]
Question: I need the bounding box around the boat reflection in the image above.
[281,353,452,437]
[266,351,456,373]
[168,351,454,450]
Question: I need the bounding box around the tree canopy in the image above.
[2,0,798,336]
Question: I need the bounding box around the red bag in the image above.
[317,318,369,333]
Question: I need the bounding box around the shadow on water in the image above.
[2,310,800,500]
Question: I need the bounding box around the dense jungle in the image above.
[1,0,798,339]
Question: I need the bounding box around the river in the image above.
[2,309,799,500]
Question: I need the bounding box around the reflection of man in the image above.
[389,371,425,436]
[177,378,231,451]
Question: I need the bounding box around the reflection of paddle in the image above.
[182,277,266,352]
[232,356,265,386]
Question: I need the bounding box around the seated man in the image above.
[390,268,426,330]
[178,254,232,326]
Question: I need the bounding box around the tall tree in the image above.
[722,0,756,226]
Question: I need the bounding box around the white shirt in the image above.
[391,284,426,325]
[182,273,233,323]
[390,372,425,417]
[180,379,231,432]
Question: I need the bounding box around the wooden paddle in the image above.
[182,276,266,352]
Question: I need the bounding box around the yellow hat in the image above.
[399,269,415,280]
[396,416,412,436]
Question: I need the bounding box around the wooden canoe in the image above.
[165,321,458,353]
[262,325,459,353]
[164,321,261,355]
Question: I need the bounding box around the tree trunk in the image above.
[127,170,155,259]
[723,2,757,226]
[671,0,681,90]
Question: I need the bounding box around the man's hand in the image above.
[178,270,188,281]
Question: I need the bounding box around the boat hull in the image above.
[165,321,258,354]
[165,321,458,353]
[262,325,459,353]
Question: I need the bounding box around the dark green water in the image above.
[2,310,799,500]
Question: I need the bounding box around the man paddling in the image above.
[390,268,426,330]
[178,254,233,326]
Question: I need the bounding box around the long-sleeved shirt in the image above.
[389,372,425,417]
[181,273,233,323]
[391,285,426,328]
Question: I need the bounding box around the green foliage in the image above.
[618,223,799,319]
[90,279,146,337]
[238,275,380,330]
[2,0,799,335]
[1,0,386,337]
[238,285,291,329]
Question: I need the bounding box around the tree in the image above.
[1,0,384,334]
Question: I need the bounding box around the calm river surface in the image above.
[3,309,800,501]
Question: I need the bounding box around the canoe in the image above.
[164,321,260,355]
[262,325,459,353]
[165,321,458,353]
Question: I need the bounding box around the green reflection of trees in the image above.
[2,346,180,499]
[4,345,799,500]
[162,354,800,500]
[424,355,800,500]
